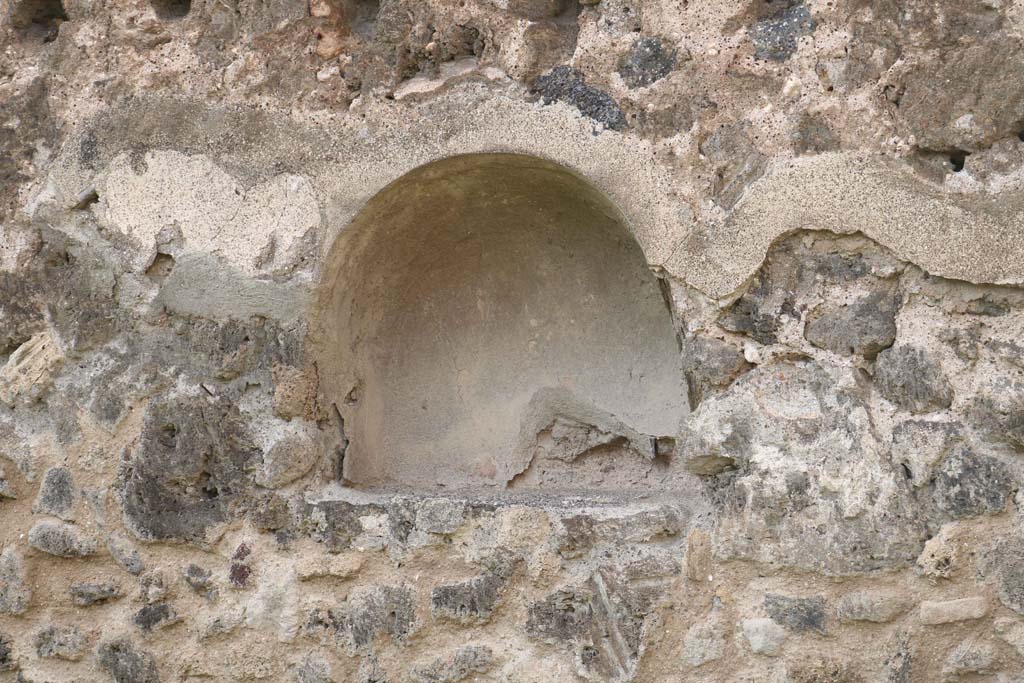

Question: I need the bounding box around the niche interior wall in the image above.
[313,153,687,492]
[3,1,1024,682]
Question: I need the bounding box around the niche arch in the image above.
[313,153,687,491]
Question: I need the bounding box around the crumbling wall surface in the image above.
[3,0,1024,681]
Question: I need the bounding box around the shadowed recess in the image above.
[314,154,687,491]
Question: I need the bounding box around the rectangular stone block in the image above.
[919,597,988,625]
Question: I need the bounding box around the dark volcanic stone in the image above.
[184,564,215,598]
[70,581,122,606]
[229,562,252,588]
[894,33,1024,151]
[681,335,751,407]
[995,545,1024,615]
[0,632,13,672]
[303,500,385,551]
[764,594,827,634]
[618,37,677,88]
[931,448,1013,519]
[106,533,145,576]
[969,382,1024,453]
[296,655,332,683]
[346,586,416,648]
[308,585,417,650]
[874,346,954,414]
[121,396,260,546]
[97,637,160,683]
[27,521,97,558]
[35,625,84,660]
[431,574,506,623]
[804,288,899,358]
[410,645,494,683]
[525,570,663,680]
[251,493,290,531]
[526,589,594,641]
[0,549,29,615]
[133,602,177,632]
[885,633,913,683]
[0,78,57,223]
[750,4,816,61]
[977,539,1024,617]
[33,466,74,519]
[532,66,627,130]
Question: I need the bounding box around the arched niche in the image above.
[313,153,687,492]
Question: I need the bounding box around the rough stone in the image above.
[684,528,712,582]
[919,597,988,625]
[917,526,958,579]
[0,548,30,615]
[891,420,961,489]
[941,641,996,681]
[894,33,1024,151]
[409,645,494,683]
[836,591,911,623]
[750,4,816,61]
[682,611,726,667]
[35,625,85,660]
[0,470,14,501]
[134,602,179,632]
[558,507,684,557]
[0,329,63,408]
[309,585,416,651]
[526,588,594,643]
[741,618,787,657]
[27,521,99,558]
[415,499,466,535]
[792,112,840,154]
[930,448,1013,519]
[120,396,260,546]
[532,66,627,130]
[977,540,1024,616]
[432,574,506,624]
[494,0,567,20]
[968,379,1024,453]
[804,288,898,358]
[106,532,145,576]
[884,633,913,683]
[97,637,160,683]
[70,581,122,607]
[764,594,827,635]
[184,564,216,598]
[31,466,75,519]
[0,632,13,672]
[994,618,1024,659]
[524,568,660,680]
[255,432,319,489]
[874,346,954,414]
[302,500,386,552]
[618,37,677,89]
[271,365,318,421]
[699,123,766,209]
[680,335,751,407]
[250,493,291,531]
[683,360,927,574]
[295,653,332,683]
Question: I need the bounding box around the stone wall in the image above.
[2,0,1024,681]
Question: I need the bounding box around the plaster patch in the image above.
[98,150,319,276]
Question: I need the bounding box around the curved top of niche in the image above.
[313,153,689,493]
